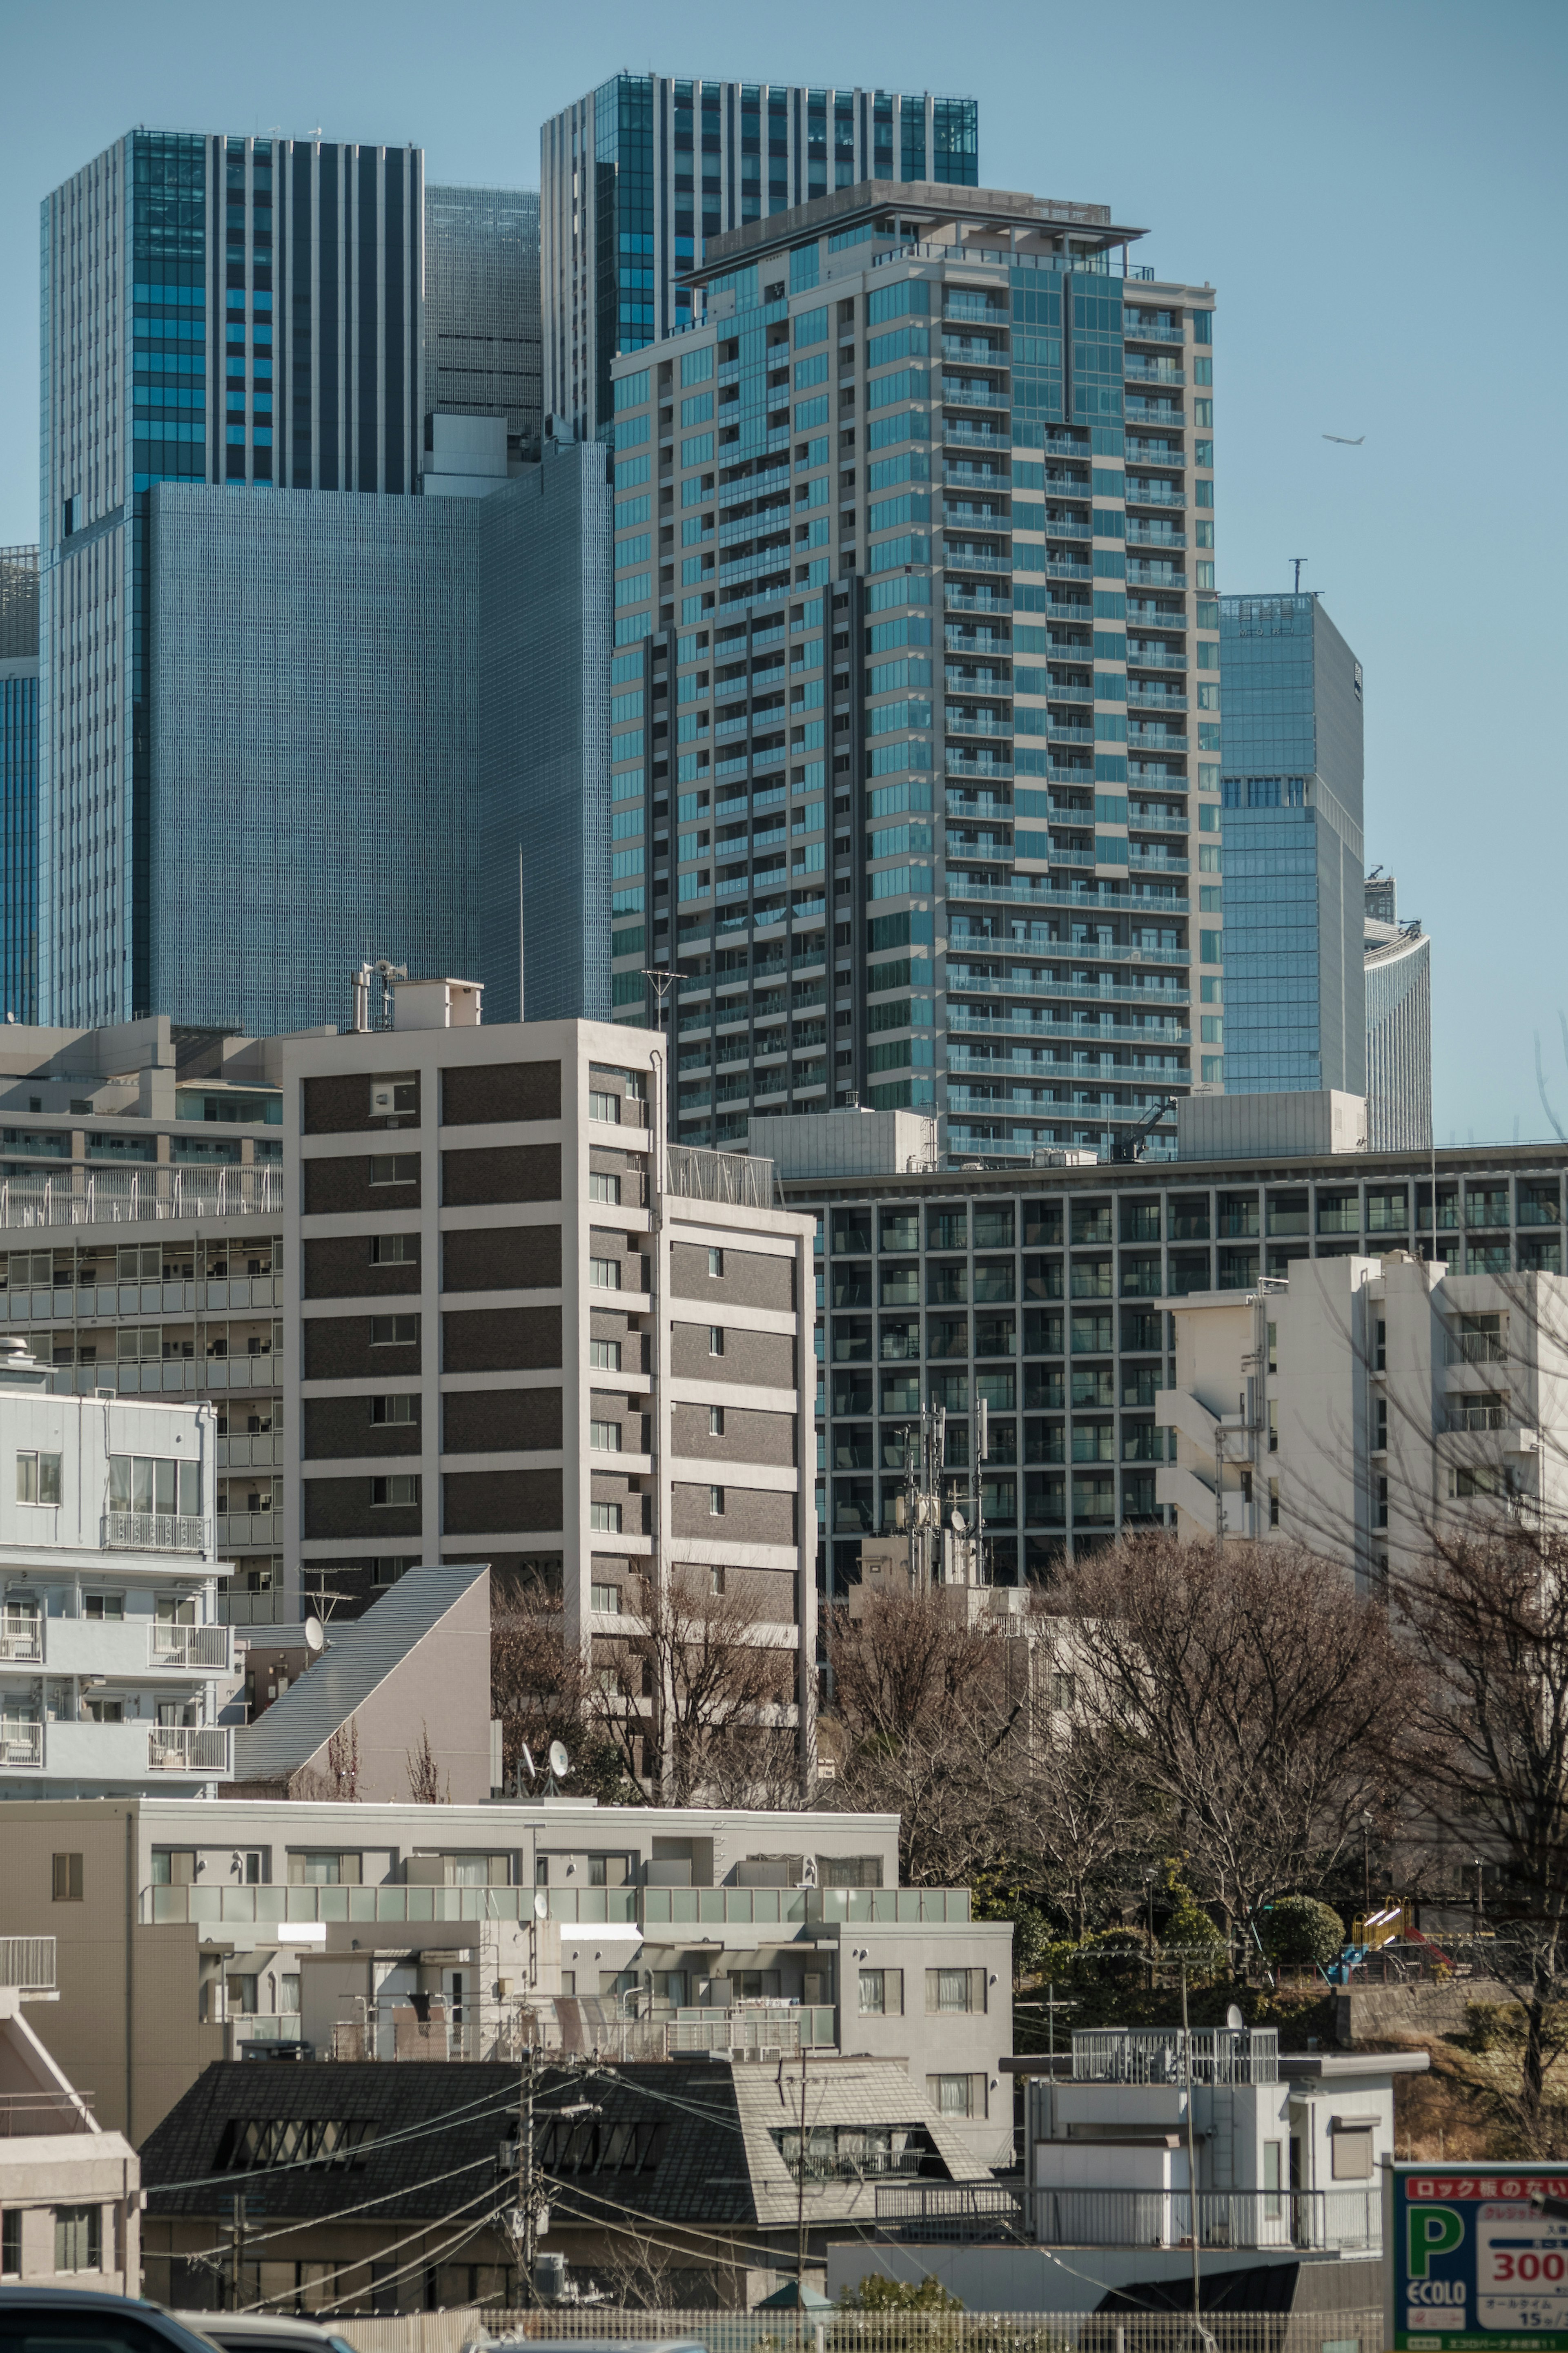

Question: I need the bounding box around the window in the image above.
[368,1315,418,1345]
[591,1501,624,1533]
[590,1339,623,1372]
[1267,1399,1278,1453]
[708,1485,725,1516]
[927,2073,986,2118]
[590,1171,622,1204]
[1263,2139,1283,2219]
[150,1849,195,1887]
[54,2203,101,2272]
[927,1966,987,2014]
[84,1592,124,1621]
[709,1325,724,1356]
[708,1405,724,1437]
[590,1258,622,1290]
[240,1850,268,1885]
[1331,2123,1374,2180]
[590,1583,621,1613]
[708,1564,726,1595]
[707,1247,724,1277]
[280,1974,300,2014]
[589,1089,621,1124]
[818,1853,883,1888]
[1375,1319,1387,1372]
[369,1153,419,1185]
[370,1474,420,1508]
[590,1420,622,1451]
[1269,1478,1280,1529]
[110,1454,201,1515]
[369,1394,417,1425]
[218,2117,376,2170]
[287,1852,362,1885]
[226,1972,259,2015]
[52,1852,83,1902]
[368,1232,417,1264]
[1266,1321,1277,1373]
[1,2208,18,2275]
[86,1696,124,1723]
[858,1966,903,2014]
[16,1451,62,1505]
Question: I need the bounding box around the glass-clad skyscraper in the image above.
[1364,872,1432,1151]
[0,546,39,1022]
[541,80,979,440]
[425,184,542,467]
[39,130,422,1027]
[607,180,1220,1164]
[1216,593,1365,1096]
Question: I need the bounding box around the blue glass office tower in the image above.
[541,81,979,439]
[39,131,422,1028]
[0,548,39,1022]
[1216,593,1365,1095]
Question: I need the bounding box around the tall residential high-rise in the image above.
[424,184,543,468]
[1364,872,1432,1151]
[0,547,39,1021]
[607,180,1218,1163]
[541,82,979,441]
[39,131,423,1029]
[1216,592,1365,1097]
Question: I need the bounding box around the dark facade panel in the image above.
[669,1242,793,1313]
[303,1157,422,1218]
[441,1060,561,1128]
[304,1235,420,1298]
[303,1476,423,1539]
[442,1466,564,1534]
[443,1386,564,1454]
[443,1305,561,1373]
[668,1323,794,1388]
[304,1396,422,1458]
[303,1316,421,1382]
[441,1143,561,1207]
[443,1224,561,1294]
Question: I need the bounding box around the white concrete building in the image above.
[1155,1251,1568,1579]
[0,1934,140,2294]
[0,1340,232,1790]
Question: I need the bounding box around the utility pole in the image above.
[796,2041,810,2347]
[1290,558,1307,594]
[228,2192,247,2311]
[1181,1967,1204,2346]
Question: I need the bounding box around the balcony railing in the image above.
[149,1624,232,1670]
[143,1880,970,1929]
[1031,2185,1379,2253]
[103,1511,208,1552]
[785,2144,927,2182]
[1073,2027,1279,2084]
[0,1722,43,1766]
[666,1144,775,1212]
[0,2088,95,2137]
[0,1611,42,1662]
[667,2004,836,2057]
[0,1167,281,1230]
[1447,1332,1508,1365]
[1447,1404,1509,1433]
[147,1725,231,1773]
[0,1936,55,1991]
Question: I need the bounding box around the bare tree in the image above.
[1057,1532,1412,1945]
[285,1715,360,1802]
[594,1568,798,1806]
[490,1575,638,1804]
[1397,1528,1568,2141]
[405,1721,448,1804]
[1011,1694,1151,1941]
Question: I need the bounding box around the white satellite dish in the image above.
[548,1740,570,1780]
[534,1891,549,1920]
[951,1509,967,1533]
[1225,2001,1245,2032]
[303,1617,324,1654]
[519,1743,536,1782]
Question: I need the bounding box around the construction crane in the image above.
[1111,1096,1179,1164]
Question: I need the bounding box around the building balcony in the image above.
[1122,319,1185,346]
[0,1935,55,1993]
[667,2004,837,2059]
[1124,360,1186,385]
[1127,727,1189,752]
[1127,562,1188,589]
[142,1880,970,1930]
[0,1166,282,1231]
[149,1624,232,1671]
[1129,646,1189,671]
[1127,524,1188,549]
[0,1720,231,1777]
[942,422,1011,451]
[0,1616,231,1677]
[941,379,1011,411]
[1031,2186,1379,2255]
[147,1724,230,1773]
[942,548,1011,574]
[103,1510,207,1552]
[1128,687,1188,711]
[1126,484,1187,507]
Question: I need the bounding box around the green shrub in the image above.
[840,2276,965,2312]
[1259,1895,1345,1968]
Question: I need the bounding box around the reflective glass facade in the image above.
[424,184,542,466]
[1217,593,1365,1096]
[0,546,39,1023]
[40,131,422,1029]
[542,81,980,439]
[609,187,1218,1164]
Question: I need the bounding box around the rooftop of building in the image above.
[690,177,1145,285]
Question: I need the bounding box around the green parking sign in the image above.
[1387,2163,1568,2351]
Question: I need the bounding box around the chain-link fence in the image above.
[341,2305,1384,2353]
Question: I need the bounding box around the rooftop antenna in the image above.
[1290,557,1308,593]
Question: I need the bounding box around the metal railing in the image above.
[149,1623,231,1669]
[0,1935,55,1990]
[0,1722,43,1766]
[1031,2184,1379,2253]
[785,2145,926,2182]
[1072,2026,1279,2083]
[664,1143,775,1211]
[0,1166,281,1229]
[103,1510,207,1552]
[143,1880,969,1929]
[1447,1330,1508,1364]
[147,1725,230,1773]
[876,2181,1025,2238]
[666,2004,837,2056]
[1447,1403,1510,1432]
[338,2309,1385,2353]
[0,2088,94,2136]
[0,1610,42,1661]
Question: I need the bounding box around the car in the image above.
[176,2315,362,2353]
[0,2284,221,2353]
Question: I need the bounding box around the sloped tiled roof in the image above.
[232,1563,487,1781]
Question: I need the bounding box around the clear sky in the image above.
[1,0,1563,1144]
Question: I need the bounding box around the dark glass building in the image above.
[1216,593,1365,1095]
[424,184,543,468]
[0,546,40,1022]
[541,79,980,439]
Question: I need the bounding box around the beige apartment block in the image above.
[0,1943,140,2295]
[1156,1251,1568,1580]
[284,982,818,1760]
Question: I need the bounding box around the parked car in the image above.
[177,2315,361,2353]
[0,2285,220,2353]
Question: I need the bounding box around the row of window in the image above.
[858,1964,989,2014]
[15,1450,203,1514]
[0,2204,102,2276]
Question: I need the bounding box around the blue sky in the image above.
[2,0,1564,1143]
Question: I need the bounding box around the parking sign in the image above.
[1388,2163,1568,2351]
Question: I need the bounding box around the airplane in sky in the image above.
[1323,433,1365,445]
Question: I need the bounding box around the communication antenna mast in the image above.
[351,959,406,1033]
[1290,557,1308,594]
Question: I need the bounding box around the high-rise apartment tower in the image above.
[0,546,39,1021]
[424,184,543,467]
[1363,872,1432,1151]
[39,130,423,1028]
[541,81,979,439]
[1216,592,1365,1097]
[608,181,1219,1162]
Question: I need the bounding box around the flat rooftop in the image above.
[690,177,1146,286]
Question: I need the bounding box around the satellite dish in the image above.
[303,1617,324,1654]
[519,1743,536,1782]
[1226,2002,1245,2032]
[951,1509,967,1533]
[548,1740,570,1780]
[534,1891,549,1920]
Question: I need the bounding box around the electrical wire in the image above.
[238,2179,517,2315]
[160,2143,509,2270]
[147,2074,521,2200]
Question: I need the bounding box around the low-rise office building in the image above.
[756,1104,1568,1588]
[3,1794,1009,2151]
[1157,1250,1568,1580]
[0,1343,232,1792]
